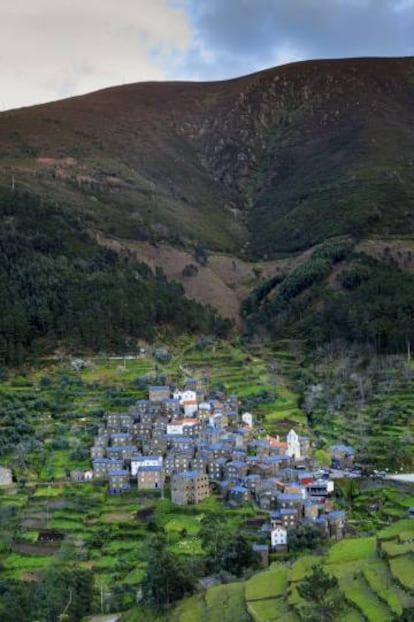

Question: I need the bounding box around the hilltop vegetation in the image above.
[2,57,414,257]
[0,189,231,366]
[243,240,414,355]
[1,58,414,361]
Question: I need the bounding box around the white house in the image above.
[287,429,301,460]
[241,412,253,428]
[131,455,163,477]
[173,389,198,416]
[173,389,197,404]
[271,526,288,549]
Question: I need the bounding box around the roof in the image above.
[149,385,170,391]
[230,485,249,493]
[278,493,303,501]
[132,455,161,461]
[174,470,203,479]
[327,511,346,519]
[139,466,163,472]
[228,460,246,468]
[108,470,129,476]
[280,509,297,516]
[329,444,355,455]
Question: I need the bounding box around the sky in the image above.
[1,0,414,110]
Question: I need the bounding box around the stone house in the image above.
[191,455,209,473]
[134,399,150,414]
[93,458,123,479]
[242,474,262,493]
[90,445,106,460]
[280,508,299,528]
[263,455,291,475]
[171,470,210,505]
[328,444,355,468]
[131,454,163,477]
[149,386,171,402]
[70,469,85,483]
[108,470,130,494]
[164,453,192,476]
[228,485,251,505]
[0,466,13,487]
[326,511,346,539]
[132,422,153,440]
[107,445,136,461]
[277,493,304,517]
[145,438,166,456]
[110,432,133,447]
[164,434,190,451]
[257,489,280,510]
[137,466,165,491]
[207,457,227,481]
[224,460,248,481]
[304,499,320,520]
[161,398,182,418]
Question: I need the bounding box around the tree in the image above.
[218,531,258,577]
[287,523,322,553]
[199,512,225,569]
[142,533,195,606]
[297,563,343,622]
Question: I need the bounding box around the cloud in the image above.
[2,0,414,109]
[170,0,414,80]
[0,0,190,110]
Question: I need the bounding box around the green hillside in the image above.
[0,189,230,366]
[123,519,414,622]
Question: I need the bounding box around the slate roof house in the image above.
[171,470,210,505]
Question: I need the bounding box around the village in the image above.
[82,376,352,558]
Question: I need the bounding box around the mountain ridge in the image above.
[2,56,414,257]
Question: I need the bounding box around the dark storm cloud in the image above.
[172,0,414,80]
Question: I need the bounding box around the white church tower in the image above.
[287,429,301,459]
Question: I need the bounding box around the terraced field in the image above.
[124,519,414,621]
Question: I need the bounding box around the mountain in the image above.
[2,56,414,257]
[2,56,414,360]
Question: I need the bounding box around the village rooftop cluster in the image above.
[86,378,351,552]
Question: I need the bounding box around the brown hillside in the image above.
[1,56,414,256]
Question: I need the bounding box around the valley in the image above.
[1,55,414,622]
[1,339,413,621]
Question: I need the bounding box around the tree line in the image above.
[0,189,231,366]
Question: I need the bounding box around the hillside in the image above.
[123,518,414,622]
[2,57,414,359]
[2,57,414,257]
